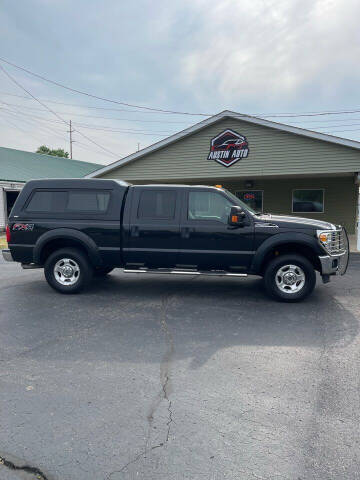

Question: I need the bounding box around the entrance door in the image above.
[177,188,255,270]
[236,190,263,213]
[5,190,20,221]
[124,186,181,268]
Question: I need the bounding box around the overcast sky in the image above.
[1,0,360,165]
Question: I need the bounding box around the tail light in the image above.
[5,225,11,243]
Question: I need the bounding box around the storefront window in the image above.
[292,189,324,213]
[236,190,263,213]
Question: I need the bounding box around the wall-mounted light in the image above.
[245,180,254,189]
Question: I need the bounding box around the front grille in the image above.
[327,228,347,255]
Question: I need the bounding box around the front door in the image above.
[124,186,181,268]
[177,188,254,270]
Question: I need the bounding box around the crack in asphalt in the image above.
[159,295,175,443]
[0,454,49,480]
[106,293,176,479]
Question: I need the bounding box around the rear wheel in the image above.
[44,248,93,294]
[264,254,316,302]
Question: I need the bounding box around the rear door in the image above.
[123,186,181,268]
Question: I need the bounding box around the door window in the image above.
[188,191,233,223]
[236,190,263,213]
[137,190,176,219]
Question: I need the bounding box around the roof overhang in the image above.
[87,110,360,178]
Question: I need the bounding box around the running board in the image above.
[123,269,247,277]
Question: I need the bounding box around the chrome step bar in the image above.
[123,268,247,277]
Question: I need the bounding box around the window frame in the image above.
[235,190,264,213]
[292,188,325,214]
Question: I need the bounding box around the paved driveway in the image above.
[0,255,359,479]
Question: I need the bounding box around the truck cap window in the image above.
[66,191,110,212]
[25,190,110,214]
[26,191,67,213]
[138,190,176,219]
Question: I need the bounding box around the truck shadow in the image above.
[1,270,359,368]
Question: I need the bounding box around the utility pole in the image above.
[68,120,74,159]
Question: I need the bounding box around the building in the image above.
[88,110,360,234]
[1,146,102,229]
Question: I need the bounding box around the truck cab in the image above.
[2,179,349,302]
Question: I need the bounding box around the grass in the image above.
[0,236,8,250]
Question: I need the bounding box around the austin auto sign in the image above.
[207,129,249,167]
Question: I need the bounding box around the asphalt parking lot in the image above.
[0,255,360,480]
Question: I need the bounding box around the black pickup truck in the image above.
[2,179,349,301]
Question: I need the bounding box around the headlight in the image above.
[317,230,333,250]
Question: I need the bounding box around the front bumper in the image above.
[318,226,349,276]
[2,249,13,262]
[319,251,349,276]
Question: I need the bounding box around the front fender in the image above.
[33,228,102,266]
[250,232,323,274]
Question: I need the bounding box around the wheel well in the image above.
[39,238,91,265]
[260,243,321,274]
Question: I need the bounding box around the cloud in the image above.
[179,0,360,107]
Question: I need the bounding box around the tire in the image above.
[44,248,93,294]
[94,267,114,277]
[263,254,316,302]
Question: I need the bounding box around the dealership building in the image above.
[89,110,360,235]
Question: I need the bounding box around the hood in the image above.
[254,213,336,230]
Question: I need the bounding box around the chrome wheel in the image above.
[54,258,80,286]
[275,264,305,294]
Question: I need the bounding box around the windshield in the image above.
[222,188,258,215]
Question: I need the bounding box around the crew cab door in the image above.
[123,186,181,268]
[177,188,254,270]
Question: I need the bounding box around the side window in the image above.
[137,190,176,219]
[25,190,111,214]
[66,191,110,213]
[25,191,66,213]
[188,191,233,223]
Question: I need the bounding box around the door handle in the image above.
[131,225,140,237]
[181,227,194,239]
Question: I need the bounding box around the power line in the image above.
[4,88,360,125]
[0,57,211,116]
[0,102,177,134]
[0,107,119,159]
[0,98,194,123]
[0,92,196,115]
[0,64,120,158]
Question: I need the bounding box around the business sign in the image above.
[207,129,249,167]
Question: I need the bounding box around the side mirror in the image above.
[229,206,246,226]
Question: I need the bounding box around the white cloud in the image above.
[179,0,360,105]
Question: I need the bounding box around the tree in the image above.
[36,145,69,158]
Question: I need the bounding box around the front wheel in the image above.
[264,254,316,302]
[44,248,93,294]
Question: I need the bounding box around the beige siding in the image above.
[221,176,358,234]
[100,118,360,181]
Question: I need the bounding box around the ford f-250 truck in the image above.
[2,179,349,301]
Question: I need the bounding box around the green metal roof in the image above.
[0,146,103,182]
